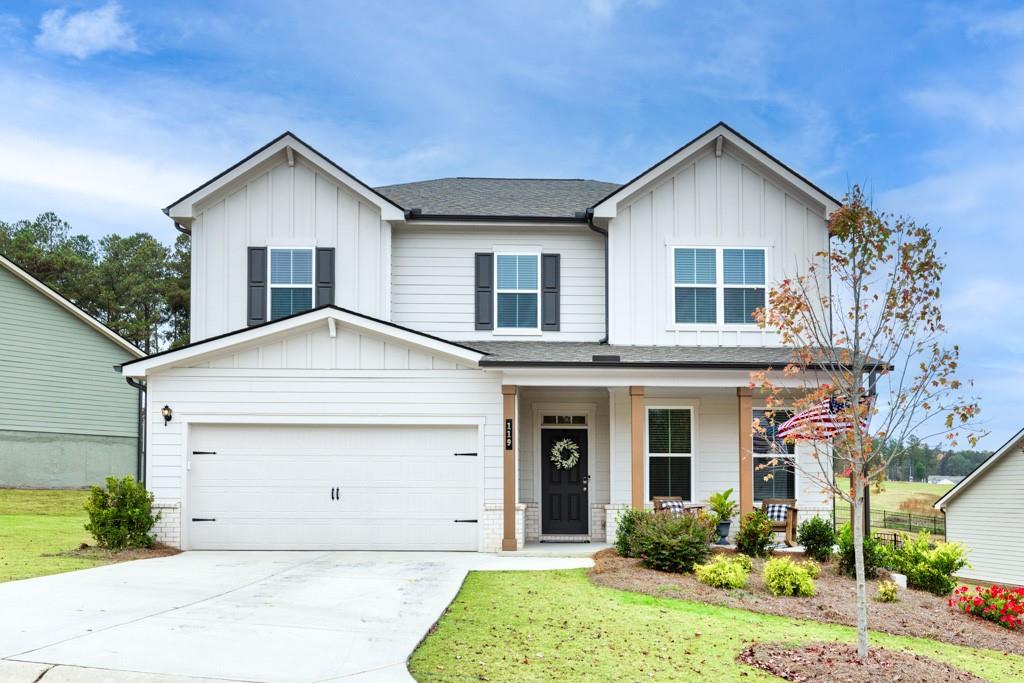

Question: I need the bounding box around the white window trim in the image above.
[643,404,697,503]
[752,406,797,503]
[493,251,541,335]
[267,246,316,321]
[666,245,770,331]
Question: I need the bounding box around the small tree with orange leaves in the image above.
[752,186,980,659]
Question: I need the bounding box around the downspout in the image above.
[121,370,147,484]
[583,208,609,343]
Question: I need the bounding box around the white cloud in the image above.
[35,2,138,59]
[967,6,1024,38]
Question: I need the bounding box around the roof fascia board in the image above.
[591,123,841,219]
[123,307,483,377]
[496,367,811,388]
[166,134,405,222]
[0,254,144,357]
[395,218,591,230]
[933,427,1024,509]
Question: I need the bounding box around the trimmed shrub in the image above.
[796,516,836,562]
[876,580,899,603]
[801,559,821,579]
[836,522,884,579]
[731,553,753,572]
[633,511,717,573]
[694,555,750,589]
[950,584,1024,630]
[614,508,651,558]
[735,510,775,558]
[763,557,816,597]
[887,532,970,596]
[84,475,159,550]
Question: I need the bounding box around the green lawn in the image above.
[0,488,108,582]
[835,476,951,514]
[410,570,1024,682]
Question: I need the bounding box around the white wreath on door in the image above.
[549,438,581,470]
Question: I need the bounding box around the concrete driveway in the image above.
[0,551,592,683]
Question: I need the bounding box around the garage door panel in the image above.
[187,424,479,551]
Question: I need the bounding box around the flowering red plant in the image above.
[948,584,1024,630]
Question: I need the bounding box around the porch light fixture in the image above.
[161,405,173,426]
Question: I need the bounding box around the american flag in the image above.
[776,395,872,441]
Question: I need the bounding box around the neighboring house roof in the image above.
[121,305,484,377]
[164,132,406,224]
[374,178,621,220]
[589,121,842,219]
[470,341,875,369]
[0,253,144,358]
[933,428,1024,510]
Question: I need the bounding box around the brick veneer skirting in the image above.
[152,501,181,548]
[483,503,525,552]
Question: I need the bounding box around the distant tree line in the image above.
[0,212,190,353]
[877,436,990,481]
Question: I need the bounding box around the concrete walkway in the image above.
[0,551,593,683]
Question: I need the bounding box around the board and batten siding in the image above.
[190,153,390,342]
[608,145,828,346]
[0,266,138,438]
[390,225,605,341]
[944,446,1024,586]
[144,320,503,506]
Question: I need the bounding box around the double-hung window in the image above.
[673,248,717,324]
[723,248,766,324]
[752,408,796,500]
[495,254,539,330]
[647,407,693,500]
[269,248,314,320]
[672,247,766,325]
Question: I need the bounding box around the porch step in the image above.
[502,542,613,558]
[539,534,591,543]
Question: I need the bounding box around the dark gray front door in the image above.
[541,428,588,535]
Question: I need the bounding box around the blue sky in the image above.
[1,1,1022,447]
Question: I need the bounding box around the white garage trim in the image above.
[177,415,486,551]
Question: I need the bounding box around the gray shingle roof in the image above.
[467,342,804,368]
[373,178,621,218]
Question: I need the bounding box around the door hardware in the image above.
[453,519,478,523]
[191,451,217,455]
[454,452,478,457]
[191,518,216,522]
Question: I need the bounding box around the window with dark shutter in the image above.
[247,247,268,326]
[647,407,693,500]
[541,253,560,331]
[752,408,796,500]
[315,247,335,307]
[474,253,494,330]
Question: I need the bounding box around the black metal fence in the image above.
[834,507,945,538]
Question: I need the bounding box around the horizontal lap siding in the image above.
[945,447,1024,585]
[0,266,138,438]
[391,226,605,341]
[608,146,828,346]
[145,323,503,505]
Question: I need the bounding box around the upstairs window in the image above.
[671,247,766,326]
[753,408,796,500]
[647,407,693,501]
[495,254,539,329]
[269,248,314,320]
[723,249,766,324]
[674,248,717,324]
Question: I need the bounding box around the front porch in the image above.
[496,377,831,552]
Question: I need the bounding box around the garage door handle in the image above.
[454,519,478,523]
[191,518,216,522]
[454,452,477,457]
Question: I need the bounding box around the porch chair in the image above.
[761,498,799,547]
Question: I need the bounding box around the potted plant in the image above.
[708,488,738,545]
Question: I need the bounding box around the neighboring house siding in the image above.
[0,265,138,486]
[390,225,605,341]
[144,321,503,507]
[607,145,828,346]
[944,447,1024,586]
[190,155,390,341]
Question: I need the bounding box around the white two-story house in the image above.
[121,122,838,552]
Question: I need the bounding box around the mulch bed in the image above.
[47,542,181,563]
[737,642,986,682]
[589,548,1024,655]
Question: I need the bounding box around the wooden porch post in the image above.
[737,387,754,517]
[501,385,518,551]
[630,386,645,509]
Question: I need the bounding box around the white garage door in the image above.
[186,424,480,551]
